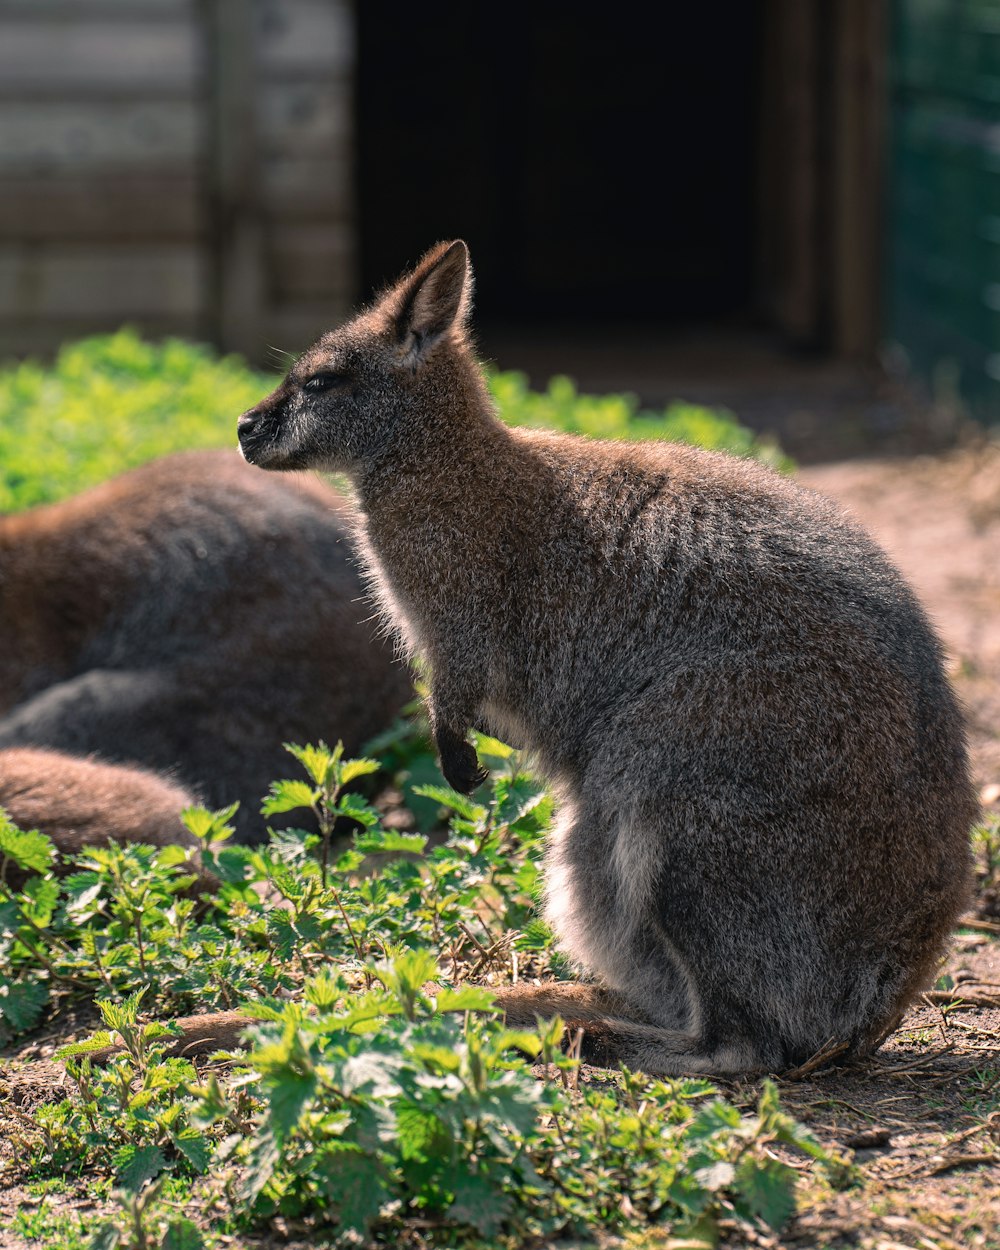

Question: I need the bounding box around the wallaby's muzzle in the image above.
[237,393,286,466]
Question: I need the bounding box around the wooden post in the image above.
[831,0,887,358]
[758,0,824,347]
[205,0,265,360]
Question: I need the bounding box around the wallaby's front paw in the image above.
[440,737,489,794]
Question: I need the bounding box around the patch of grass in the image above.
[0,330,788,513]
[12,1200,92,1250]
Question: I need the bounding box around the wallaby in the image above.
[233,240,979,1076]
[88,242,974,1075]
[0,747,215,894]
[0,450,412,842]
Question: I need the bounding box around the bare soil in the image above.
[2,445,1000,1249]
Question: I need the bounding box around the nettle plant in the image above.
[1,739,850,1244]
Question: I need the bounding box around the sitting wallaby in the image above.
[0,450,411,842]
[230,240,978,1076]
[0,747,215,894]
[105,241,973,1076]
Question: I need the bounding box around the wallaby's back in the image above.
[0,450,411,838]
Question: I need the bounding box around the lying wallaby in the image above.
[0,747,215,894]
[234,240,978,1076]
[0,450,411,842]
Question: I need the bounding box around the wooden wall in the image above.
[0,0,356,363]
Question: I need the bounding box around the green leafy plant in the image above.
[0,332,787,514]
[0,330,270,511]
[490,370,792,470]
[5,740,848,1246]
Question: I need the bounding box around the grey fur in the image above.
[236,240,977,1074]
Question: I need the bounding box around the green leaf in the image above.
[0,813,55,873]
[733,1154,797,1231]
[315,1144,389,1235]
[411,784,486,821]
[492,775,546,827]
[267,1069,316,1140]
[375,948,439,1004]
[238,1129,280,1205]
[261,780,317,817]
[304,972,342,1009]
[180,803,238,843]
[155,845,193,870]
[448,1168,513,1235]
[335,792,380,828]
[20,875,59,925]
[436,986,500,1013]
[339,757,381,784]
[170,1128,212,1174]
[115,1142,167,1192]
[396,1103,449,1160]
[0,900,20,934]
[354,830,428,855]
[285,740,342,787]
[161,1220,206,1250]
[0,978,49,1031]
[98,988,146,1032]
[57,1031,114,1058]
[688,1099,743,1140]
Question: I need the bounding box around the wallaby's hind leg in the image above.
[493,983,766,1076]
[536,796,780,1076]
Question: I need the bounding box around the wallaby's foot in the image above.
[82,1010,251,1065]
[436,727,489,794]
[493,982,767,1077]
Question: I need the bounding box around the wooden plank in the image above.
[259,81,351,153]
[0,1,194,13]
[256,0,353,76]
[268,222,354,301]
[207,0,266,357]
[0,244,204,318]
[0,19,202,95]
[0,170,202,240]
[0,314,207,361]
[0,101,202,168]
[261,154,352,218]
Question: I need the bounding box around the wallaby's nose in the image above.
[237,409,258,433]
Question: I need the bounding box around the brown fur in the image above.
[83,1009,250,1064]
[143,241,977,1077]
[0,746,213,893]
[0,449,412,842]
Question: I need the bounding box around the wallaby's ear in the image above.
[386,240,472,369]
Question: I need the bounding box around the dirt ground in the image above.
[1,444,999,1249]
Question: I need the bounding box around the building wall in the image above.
[0,0,355,363]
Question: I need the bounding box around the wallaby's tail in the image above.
[493,983,769,1076]
[84,1011,250,1065]
[74,984,770,1076]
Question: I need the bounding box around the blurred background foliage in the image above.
[0,330,788,513]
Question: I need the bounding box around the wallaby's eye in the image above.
[302,371,348,394]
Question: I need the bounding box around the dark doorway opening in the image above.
[356,5,893,462]
[356,5,763,328]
